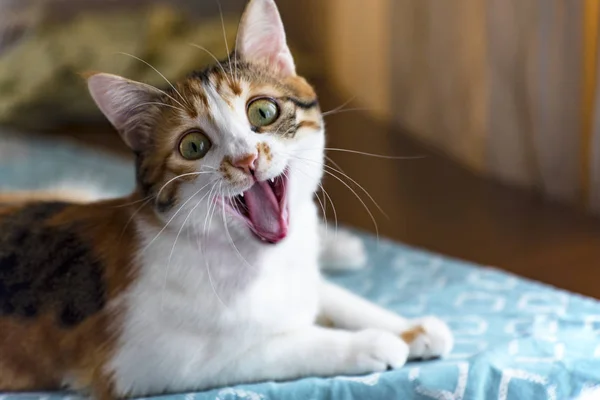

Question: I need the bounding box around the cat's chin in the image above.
[222,170,290,244]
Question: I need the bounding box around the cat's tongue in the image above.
[243,181,288,243]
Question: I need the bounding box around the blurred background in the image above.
[1,0,600,297]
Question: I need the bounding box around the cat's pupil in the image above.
[259,109,267,119]
[191,143,198,153]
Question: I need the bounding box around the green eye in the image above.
[179,131,212,160]
[247,98,280,128]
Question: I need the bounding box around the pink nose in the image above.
[232,153,258,172]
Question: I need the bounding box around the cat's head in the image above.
[87,0,324,245]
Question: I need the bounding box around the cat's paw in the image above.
[401,316,454,359]
[346,329,409,373]
[319,229,367,271]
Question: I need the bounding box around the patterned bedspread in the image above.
[1,131,600,400]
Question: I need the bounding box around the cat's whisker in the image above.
[142,180,214,253]
[112,194,155,209]
[117,52,190,108]
[287,164,338,236]
[287,168,327,232]
[321,168,379,241]
[156,171,213,205]
[135,81,190,112]
[324,155,346,177]
[319,184,338,237]
[297,147,425,161]
[292,153,387,219]
[321,96,356,116]
[288,154,379,240]
[322,164,387,219]
[118,195,156,240]
[220,194,255,270]
[129,102,186,114]
[322,108,372,117]
[324,148,425,160]
[203,183,219,238]
[161,186,214,311]
[188,43,234,86]
[201,181,229,309]
[216,0,234,84]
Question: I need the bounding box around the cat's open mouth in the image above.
[224,171,289,244]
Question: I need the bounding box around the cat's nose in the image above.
[232,153,258,173]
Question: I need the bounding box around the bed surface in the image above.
[1,132,599,400]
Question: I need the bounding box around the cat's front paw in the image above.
[401,316,454,359]
[346,329,409,373]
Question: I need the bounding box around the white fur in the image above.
[90,1,453,396]
[319,226,368,271]
[576,387,600,400]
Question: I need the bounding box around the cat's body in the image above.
[0,1,453,398]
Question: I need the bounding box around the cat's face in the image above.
[88,0,324,244]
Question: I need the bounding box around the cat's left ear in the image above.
[87,73,162,152]
[236,0,296,77]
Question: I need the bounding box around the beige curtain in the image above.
[318,0,600,212]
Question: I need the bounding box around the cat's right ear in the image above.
[87,73,161,152]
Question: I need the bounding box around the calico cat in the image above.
[0,0,453,398]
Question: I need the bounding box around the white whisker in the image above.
[221,192,255,269]
[189,43,233,86]
[129,102,185,114]
[321,96,356,116]
[161,187,214,311]
[288,154,380,240]
[201,181,229,308]
[322,108,372,117]
[320,183,338,237]
[118,195,155,240]
[298,147,424,160]
[112,194,154,209]
[324,148,425,160]
[156,171,213,204]
[216,0,233,83]
[117,52,189,107]
[142,180,215,253]
[135,81,189,112]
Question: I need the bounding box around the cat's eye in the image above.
[247,98,280,128]
[179,131,212,160]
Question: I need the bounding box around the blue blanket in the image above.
[1,132,600,400]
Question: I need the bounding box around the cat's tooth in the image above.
[270,178,275,183]
[241,193,244,198]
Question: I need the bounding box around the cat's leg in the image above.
[110,326,410,397]
[318,281,454,360]
[318,224,367,271]
[220,326,409,386]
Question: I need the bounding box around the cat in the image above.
[0,0,453,398]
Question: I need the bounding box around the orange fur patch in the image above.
[400,325,426,344]
[0,197,143,398]
[298,120,321,131]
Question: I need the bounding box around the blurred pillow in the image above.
[0,1,316,130]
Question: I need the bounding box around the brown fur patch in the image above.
[298,120,321,131]
[0,196,142,398]
[229,79,243,96]
[257,142,273,162]
[400,325,426,344]
[0,190,96,205]
[284,75,317,102]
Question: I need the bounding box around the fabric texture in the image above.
[1,132,600,399]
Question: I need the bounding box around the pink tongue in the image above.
[243,181,288,243]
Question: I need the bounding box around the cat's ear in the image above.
[87,73,161,151]
[236,0,296,77]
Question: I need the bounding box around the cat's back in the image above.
[0,197,139,395]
